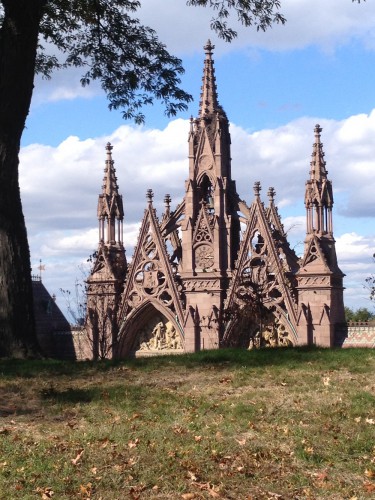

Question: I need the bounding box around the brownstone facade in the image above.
[86,41,346,359]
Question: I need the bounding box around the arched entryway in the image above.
[117,301,184,358]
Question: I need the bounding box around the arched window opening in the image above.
[200,175,214,214]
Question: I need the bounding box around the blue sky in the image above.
[19,0,375,318]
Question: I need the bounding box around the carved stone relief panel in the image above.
[133,315,183,354]
[184,279,219,292]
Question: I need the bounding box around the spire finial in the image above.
[204,39,215,56]
[164,193,171,208]
[164,194,171,217]
[199,40,219,117]
[267,187,276,202]
[102,142,119,197]
[253,181,261,197]
[146,189,154,204]
[310,124,327,181]
[314,124,322,137]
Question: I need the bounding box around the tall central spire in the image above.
[199,40,220,117]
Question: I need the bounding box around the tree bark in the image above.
[0,1,45,356]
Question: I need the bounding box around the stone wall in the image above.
[38,323,375,360]
[38,328,93,360]
[335,322,375,348]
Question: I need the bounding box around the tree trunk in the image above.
[0,1,45,356]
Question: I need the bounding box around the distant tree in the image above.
[345,306,374,323]
[0,1,286,357]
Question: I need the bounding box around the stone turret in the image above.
[86,144,127,359]
[296,125,345,346]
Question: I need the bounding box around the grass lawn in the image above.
[0,347,374,499]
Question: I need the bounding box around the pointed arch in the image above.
[118,299,184,357]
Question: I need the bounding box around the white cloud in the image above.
[139,0,375,54]
[336,232,375,262]
[30,1,375,105]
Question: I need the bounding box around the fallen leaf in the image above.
[235,438,246,446]
[219,377,232,384]
[363,482,375,493]
[173,426,186,435]
[35,487,54,499]
[187,471,198,481]
[364,469,375,478]
[181,494,196,499]
[315,471,328,482]
[71,449,84,466]
[194,435,202,442]
[323,377,330,386]
[354,417,361,423]
[128,438,140,449]
[365,418,375,425]
[208,489,221,498]
[98,437,110,448]
[80,482,92,497]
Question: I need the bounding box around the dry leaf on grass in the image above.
[187,470,198,481]
[71,449,84,465]
[79,482,92,497]
[128,438,140,449]
[35,487,54,498]
[314,470,329,482]
[363,482,375,493]
[364,469,375,478]
[235,437,246,446]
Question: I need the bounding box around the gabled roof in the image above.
[120,190,184,326]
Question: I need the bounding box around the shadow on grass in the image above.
[0,346,374,379]
[40,386,97,404]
